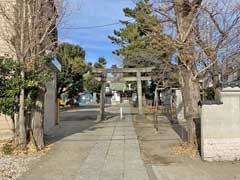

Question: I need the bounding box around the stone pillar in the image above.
[44,72,57,133]
[137,71,143,115]
[176,89,185,123]
[93,92,97,104]
[128,83,131,91]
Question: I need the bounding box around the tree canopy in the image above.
[56,43,89,98]
[83,57,107,93]
[109,0,178,87]
[94,57,107,68]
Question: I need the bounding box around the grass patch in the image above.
[1,142,14,155]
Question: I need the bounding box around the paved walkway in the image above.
[74,105,149,180]
[16,104,240,180]
[18,105,150,180]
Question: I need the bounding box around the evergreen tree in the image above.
[56,43,89,99]
[109,0,178,88]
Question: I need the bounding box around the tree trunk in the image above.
[17,0,27,149]
[202,49,221,101]
[32,87,45,149]
[173,0,202,146]
[212,63,221,101]
[18,72,27,149]
[180,67,201,146]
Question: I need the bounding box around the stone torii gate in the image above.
[93,67,154,120]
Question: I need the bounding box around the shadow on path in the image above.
[45,110,99,144]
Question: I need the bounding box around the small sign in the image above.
[51,57,61,72]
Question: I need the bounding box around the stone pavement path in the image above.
[74,105,149,180]
[17,104,150,180]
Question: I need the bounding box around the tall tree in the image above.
[111,0,203,145]
[153,0,240,145]
[171,0,202,145]
[83,58,107,93]
[109,1,176,87]
[193,0,240,100]
[0,0,62,149]
[94,57,107,68]
[56,43,89,99]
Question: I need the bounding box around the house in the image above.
[0,0,60,140]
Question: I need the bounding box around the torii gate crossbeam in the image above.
[93,67,155,120]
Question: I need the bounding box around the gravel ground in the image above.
[0,143,43,180]
[0,154,42,180]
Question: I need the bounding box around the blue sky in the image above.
[58,0,135,67]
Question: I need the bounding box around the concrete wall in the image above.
[44,72,57,133]
[201,87,240,161]
[0,114,14,140]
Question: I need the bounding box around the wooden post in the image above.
[56,98,60,125]
[137,71,143,115]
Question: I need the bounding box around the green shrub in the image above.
[2,143,14,155]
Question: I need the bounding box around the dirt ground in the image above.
[132,108,240,180]
[133,114,186,165]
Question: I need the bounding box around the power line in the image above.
[60,22,121,30]
[60,19,134,30]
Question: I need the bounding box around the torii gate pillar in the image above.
[93,67,155,118]
[137,71,143,115]
[99,73,106,121]
[99,82,106,121]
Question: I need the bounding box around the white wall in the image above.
[201,87,240,161]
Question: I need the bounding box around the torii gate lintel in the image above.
[93,67,155,120]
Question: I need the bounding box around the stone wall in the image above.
[201,87,240,161]
[175,90,185,123]
[161,88,173,119]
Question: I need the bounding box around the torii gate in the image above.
[93,67,155,120]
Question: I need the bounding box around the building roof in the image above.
[222,80,240,88]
